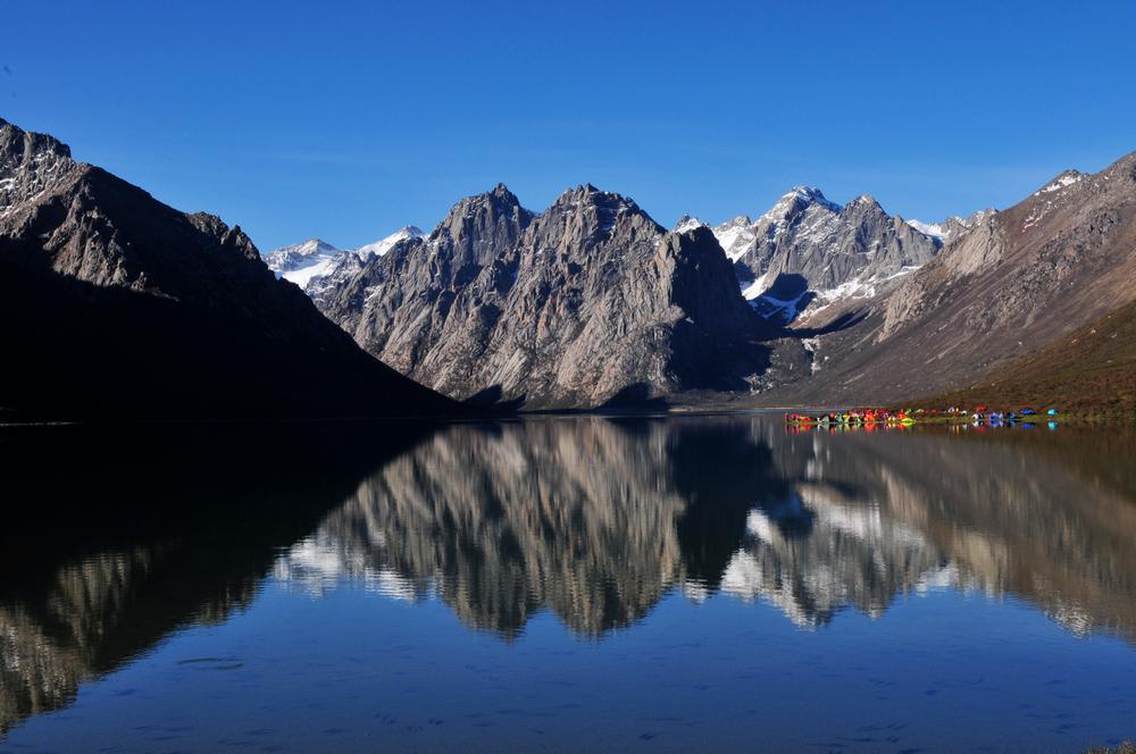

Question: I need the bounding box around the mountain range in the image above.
[269,148,1136,409]
[5,113,1134,415]
[0,117,456,421]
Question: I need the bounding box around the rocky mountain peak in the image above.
[844,194,883,212]
[756,186,840,228]
[542,184,661,241]
[1,119,80,218]
[1,117,73,164]
[437,183,526,231]
[432,184,533,267]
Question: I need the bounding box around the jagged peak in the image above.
[490,182,516,199]
[550,183,643,212]
[437,183,528,230]
[186,211,230,235]
[846,194,882,209]
[455,182,523,208]
[0,117,73,163]
[543,184,663,237]
[716,214,752,229]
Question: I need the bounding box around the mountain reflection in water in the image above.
[272,418,1136,641]
[2,416,1136,738]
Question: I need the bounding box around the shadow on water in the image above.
[3,416,1136,735]
[0,420,438,736]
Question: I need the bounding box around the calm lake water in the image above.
[2,415,1135,753]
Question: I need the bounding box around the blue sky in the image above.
[4,1,1135,251]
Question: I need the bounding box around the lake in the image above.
[2,415,1135,753]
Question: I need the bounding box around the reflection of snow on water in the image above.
[718,485,952,627]
[272,536,423,601]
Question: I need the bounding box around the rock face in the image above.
[0,117,457,421]
[317,184,777,407]
[772,151,1136,404]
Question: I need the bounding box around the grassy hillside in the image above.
[910,298,1136,417]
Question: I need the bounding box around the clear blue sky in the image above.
[4,0,1135,251]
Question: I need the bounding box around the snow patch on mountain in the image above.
[1035,170,1084,196]
[672,215,706,234]
[740,273,769,301]
[265,227,426,291]
[263,239,342,287]
[355,225,425,258]
[906,219,945,240]
[712,216,758,261]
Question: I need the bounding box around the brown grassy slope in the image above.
[909,298,1136,414]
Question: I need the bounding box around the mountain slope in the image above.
[768,152,1136,405]
[911,297,1136,414]
[0,117,458,421]
[316,184,782,407]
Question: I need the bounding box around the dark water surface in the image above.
[2,415,1135,753]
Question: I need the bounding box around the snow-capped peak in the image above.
[355,225,425,258]
[265,226,425,289]
[673,215,706,234]
[784,185,831,203]
[267,238,339,261]
[759,186,840,224]
[263,239,343,286]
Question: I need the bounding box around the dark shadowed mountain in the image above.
[0,421,435,735]
[0,117,458,421]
